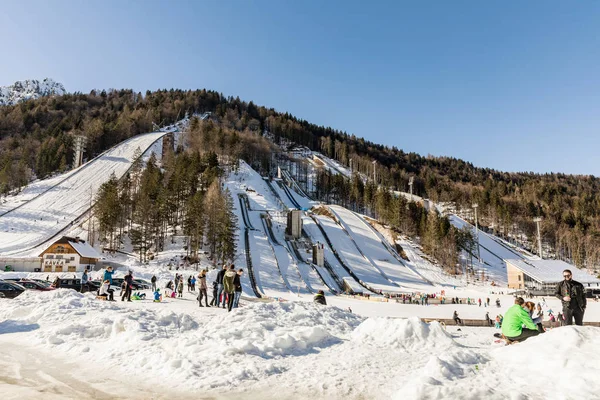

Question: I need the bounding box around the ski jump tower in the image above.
[73,135,87,168]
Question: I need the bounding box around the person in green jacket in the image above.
[501,297,540,342]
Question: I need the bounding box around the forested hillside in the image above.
[1,88,598,268]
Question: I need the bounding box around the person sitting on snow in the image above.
[501,297,540,342]
[99,279,115,301]
[314,290,327,305]
[154,288,162,302]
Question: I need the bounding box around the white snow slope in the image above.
[0,131,167,256]
[316,214,399,293]
[449,215,529,285]
[2,289,599,400]
[329,205,431,291]
[302,215,363,293]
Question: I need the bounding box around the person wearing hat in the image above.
[154,288,162,302]
[314,290,327,305]
[122,271,133,302]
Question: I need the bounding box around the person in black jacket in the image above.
[215,265,228,308]
[151,275,157,292]
[122,271,133,302]
[314,290,327,305]
[233,269,244,309]
[554,269,586,326]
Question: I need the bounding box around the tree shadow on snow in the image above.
[0,320,40,335]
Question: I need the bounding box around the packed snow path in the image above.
[329,206,432,290]
[0,131,167,256]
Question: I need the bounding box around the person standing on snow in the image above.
[197,270,209,307]
[103,266,115,285]
[210,280,219,306]
[233,269,244,309]
[223,265,237,311]
[122,271,133,302]
[554,269,586,326]
[215,265,228,308]
[151,275,157,292]
[80,269,90,293]
[314,290,327,305]
[501,297,539,342]
[178,277,184,298]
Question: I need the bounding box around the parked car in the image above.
[89,280,121,292]
[0,280,26,298]
[111,278,147,290]
[16,280,55,291]
[51,278,100,293]
[133,279,151,290]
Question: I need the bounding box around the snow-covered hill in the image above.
[0,78,66,106]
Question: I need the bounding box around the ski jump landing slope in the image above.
[0,131,167,256]
[449,215,527,284]
[301,216,358,293]
[329,205,431,291]
[315,214,401,293]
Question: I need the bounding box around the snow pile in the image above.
[0,78,66,106]
[352,317,456,351]
[399,326,600,400]
[0,291,363,391]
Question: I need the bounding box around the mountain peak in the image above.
[0,78,66,106]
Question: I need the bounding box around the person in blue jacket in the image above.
[103,266,115,285]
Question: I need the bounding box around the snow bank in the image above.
[352,317,456,351]
[399,326,600,400]
[0,290,363,391]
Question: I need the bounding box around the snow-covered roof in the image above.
[506,258,600,285]
[68,240,101,259]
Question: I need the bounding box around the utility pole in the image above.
[408,176,414,202]
[88,185,95,246]
[533,216,543,258]
[473,203,481,262]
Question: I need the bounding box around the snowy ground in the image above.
[1,285,599,400]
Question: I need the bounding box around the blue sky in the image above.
[2,1,600,175]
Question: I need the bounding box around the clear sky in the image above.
[2,1,600,175]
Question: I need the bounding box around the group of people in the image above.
[500,269,586,342]
[97,266,136,302]
[211,264,244,311]
[452,269,587,343]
